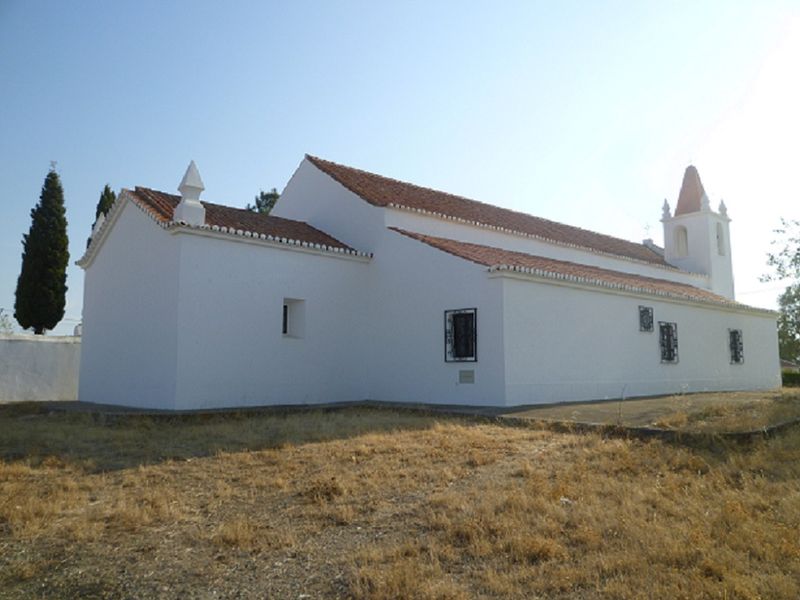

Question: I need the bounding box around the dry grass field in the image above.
[1,394,799,599]
[507,388,800,431]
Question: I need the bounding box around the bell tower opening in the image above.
[674,226,688,257]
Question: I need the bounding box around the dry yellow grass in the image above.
[1,400,799,598]
[653,388,800,432]
[508,388,800,432]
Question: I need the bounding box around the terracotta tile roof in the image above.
[129,187,355,251]
[307,155,671,267]
[391,228,753,308]
[675,165,706,216]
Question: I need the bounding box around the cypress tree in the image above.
[94,184,116,220]
[88,184,116,246]
[14,168,70,334]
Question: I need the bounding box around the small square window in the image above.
[729,329,744,364]
[445,308,477,362]
[639,306,654,332]
[659,321,678,363]
[282,298,305,338]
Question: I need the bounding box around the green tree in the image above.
[88,184,116,246]
[94,184,116,221]
[763,218,800,361]
[765,218,800,281]
[777,284,800,362]
[14,167,70,335]
[0,308,13,335]
[246,188,280,214]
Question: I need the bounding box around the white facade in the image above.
[79,200,180,409]
[173,232,371,409]
[501,278,777,405]
[77,157,780,410]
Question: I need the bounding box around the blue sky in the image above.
[1,1,798,334]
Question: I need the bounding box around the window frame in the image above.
[445,308,477,363]
[639,306,654,333]
[659,321,679,364]
[729,328,744,364]
[282,298,305,339]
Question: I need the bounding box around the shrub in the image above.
[782,371,800,387]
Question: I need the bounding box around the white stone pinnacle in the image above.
[178,160,205,201]
[174,160,207,226]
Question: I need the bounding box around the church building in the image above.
[76,156,780,410]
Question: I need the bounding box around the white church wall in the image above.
[362,229,507,406]
[384,208,710,289]
[79,200,180,409]
[272,158,387,253]
[172,232,371,409]
[501,276,780,405]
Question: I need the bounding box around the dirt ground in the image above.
[1,394,799,599]
[504,388,798,430]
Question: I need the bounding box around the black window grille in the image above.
[729,329,744,364]
[639,306,654,332]
[445,309,477,362]
[659,321,678,363]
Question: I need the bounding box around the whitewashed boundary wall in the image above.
[0,335,80,402]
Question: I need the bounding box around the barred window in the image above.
[445,309,477,362]
[639,306,654,332]
[729,329,744,364]
[659,322,678,363]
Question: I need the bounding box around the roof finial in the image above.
[174,160,206,226]
[179,160,205,202]
[718,199,728,217]
[662,199,671,220]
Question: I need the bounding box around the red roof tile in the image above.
[675,165,707,216]
[391,228,742,307]
[129,187,355,251]
[307,155,670,267]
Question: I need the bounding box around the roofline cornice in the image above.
[662,211,732,224]
[167,224,372,261]
[487,266,776,317]
[384,203,707,280]
[76,188,372,269]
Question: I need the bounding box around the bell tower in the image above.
[661,166,734,299]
